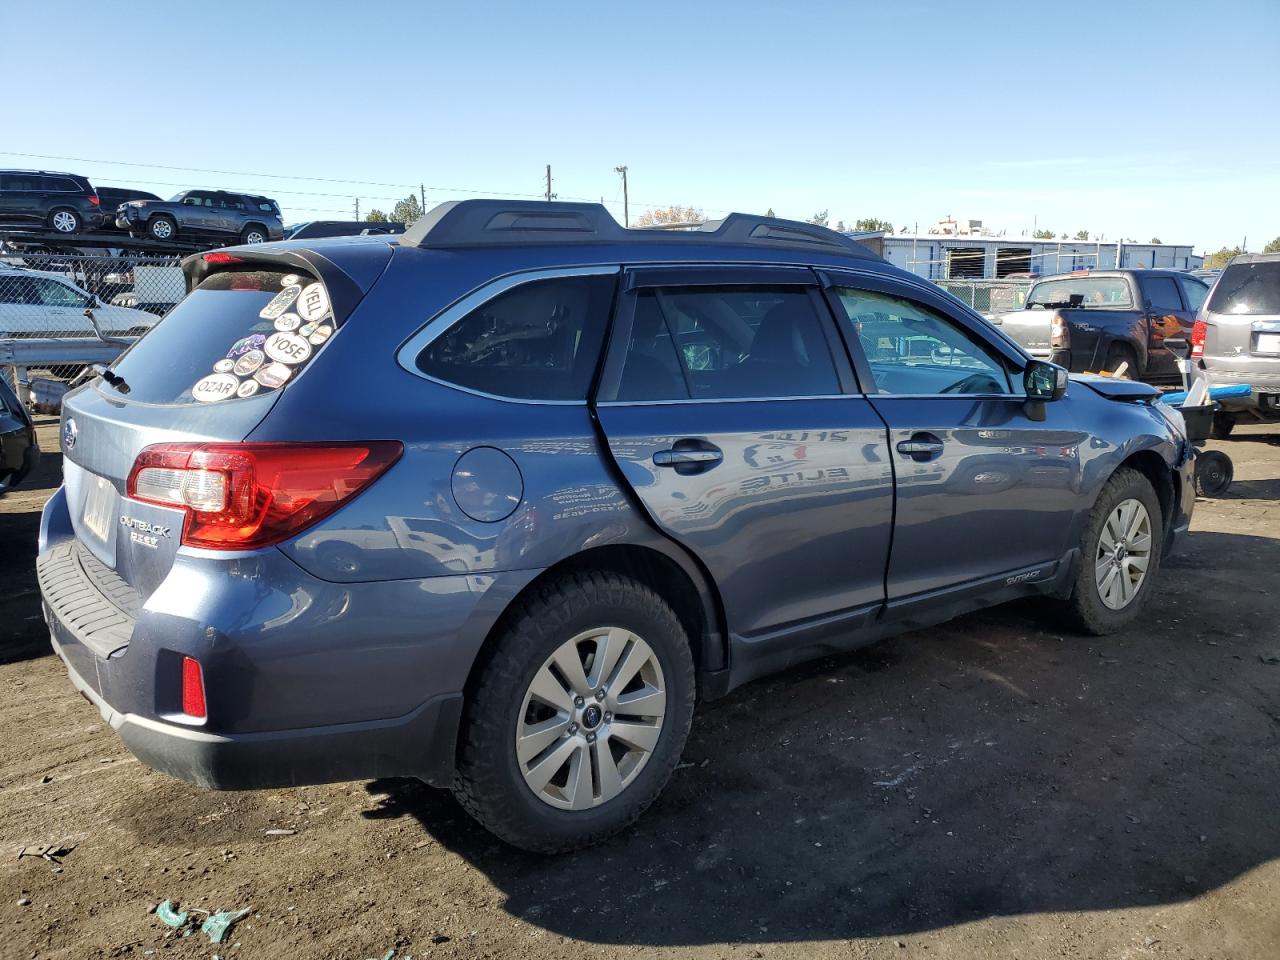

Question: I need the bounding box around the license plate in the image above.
[1256,333,1280,355]
[82,475,116,542]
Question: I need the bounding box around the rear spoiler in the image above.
[1069,374,1159,402]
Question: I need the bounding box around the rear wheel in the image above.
[148,215,176,241]
[48,207,80,234]
[240,224,267,244]
[1211,412,1236,440]
[453,571,695,853]
[1063,467,1163,635]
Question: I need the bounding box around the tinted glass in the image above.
[1207,261,1280,316]
[415,274,616,401]
[1142,276,1184,312]
[836,288,1012,395]
[0,277,37,304]
[109,269,331,405]
[616,292,689,401]
[47,177,79,192]
[31,278,88,307]
[1027,277,1132,308]
[1,174,40,191]
[639,286,839,400]
[1177,276,1209,312]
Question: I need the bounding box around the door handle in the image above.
[896,434,945,462]
[653,441,723,472]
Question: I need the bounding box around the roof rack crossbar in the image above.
[399,200,878,260]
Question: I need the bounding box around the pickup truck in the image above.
[991,269,1210,386]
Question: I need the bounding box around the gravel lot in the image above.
[2,416,1279,960]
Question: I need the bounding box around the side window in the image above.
[48,177,78,192]
[415,273,616,401]
[1178,277,1208,312]
[181,193,202,206]
[620,285,838,401]
[1142,276,1184,312]
[835,288,1013,396]
[31,278,87,307]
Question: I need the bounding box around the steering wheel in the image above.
[940,372,1005,395]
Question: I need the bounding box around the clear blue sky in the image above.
[2,0,1277,251]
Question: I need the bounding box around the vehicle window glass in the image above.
[638,286,839,400]
[1142,277,1184,312]
[181,194,200,206]
[835,288,1013,396]
[1178,276,1209,312]
[2,174,38,191]
[1206,261,1280,316]
[258,201,276,213]
[0,277,38,304]
[31,278,88,307]
[616,292,689,401]
[415,274,616,401]
[1027,277,1133,308]
[48,177,78,192]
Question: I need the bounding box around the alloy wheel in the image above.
[516,627,666,810]
[245,230,266,244]
[1095,497,1152,610]
[151,219,173,239]
[51,211,77,233]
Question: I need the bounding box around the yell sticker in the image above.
[296,282,330,322]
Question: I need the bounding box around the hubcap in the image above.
[1095,497,1152,610]
[52,211,76,232]
[152,220,172,238]
[246,231,265,243]
[515,627,666,811]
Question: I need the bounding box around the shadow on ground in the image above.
[0,426,59,665]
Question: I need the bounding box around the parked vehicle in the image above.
[0,265,159,338]
[96,188,162,233]
[284,220,406,240]
[992,269,1210,385]
[0,372,38,494]
[116,190,284,245]
[0,170,109,235]
[1192,252,1280,436]
[38,201,1194,853]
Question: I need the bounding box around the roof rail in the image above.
[399,200,879,260]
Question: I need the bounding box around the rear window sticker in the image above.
[213,358,235,373]
[274,312,302,332]
[280,273,301,287]
[308,324,333,345]
[226,333,266,358]
[233,349,265,376]
[296,282,330,322]
[265,331,312,365]
[254,362,292,389]
[191,373,239,403]
[299,320,318,338]
[258,284,301,320]
[236,379,261,398]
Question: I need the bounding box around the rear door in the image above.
[1138,274,1194,383]
[593,266,894,647]
[821,269,1085,607]
[0,172,42,224]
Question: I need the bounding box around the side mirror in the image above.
[1024,360,1068,402]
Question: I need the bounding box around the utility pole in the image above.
[420,183,426,217]
[545,165,557,202]
[614,165,629,226]
[354,198,360,221]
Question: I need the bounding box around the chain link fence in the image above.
[1,253,184,409]
[933,278,1034,317]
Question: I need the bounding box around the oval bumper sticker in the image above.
[265,331,312,365]
[191,373,239,403]
[274,312,302,332]
[259,284,301,320]
[226,333,266,358]
[308,324,333,345]
[296,282,330,322]
[213,358,235,373]
[236,379,261,398]
[233,349,265,376]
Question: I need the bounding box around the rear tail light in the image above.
[126,441,403,549]
[202,252,243,265]
[88,194,100,207]
[1050,315,1068,347]
[1191,318,1207,358]
[181,656,206,718]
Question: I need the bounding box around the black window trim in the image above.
[394,264,622,406]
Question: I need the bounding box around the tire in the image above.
[148,215,177,242]
[240,224,267,244]
[453,570,696,853]
[1194,450,1233,497]
[48,207,80,234]
[1211,413,1236,440]
[1103,344,1137,379]
[1062,467,1163,636]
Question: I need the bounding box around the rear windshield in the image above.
[1026,277,1132,309]
[106,268,334,405]
[1207,261,1280,316]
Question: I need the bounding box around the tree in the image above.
[765,207,776,218]
[392,194,423,225]
[1203,246,1243,270]
[1033,228,1056,239]
[366,209,388,223]
[1074,229,1090,241]
[854,218,893,232]
[807,210,829,227]
[1264,236,1280,254]
[1149,236,1162,244]
[633,205,703,227]
[835,220,846,232]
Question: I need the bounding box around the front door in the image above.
[593,267,894,647]
[822,272,1086,603]
[1139,274,1195,384]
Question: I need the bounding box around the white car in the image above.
[0,266,158,338]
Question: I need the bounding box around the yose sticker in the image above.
[191,373,240,403]
[265,331,312,365]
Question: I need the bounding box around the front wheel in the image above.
[1062,467,1163,635]
[240,225,267,244]
[148,215,176,241]
[453,571,696,853]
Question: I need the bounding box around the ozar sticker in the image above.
[274,312,302,332]
[233,349,265,376]
[226,333,266,358]
[254,362,292,389]
[191,373,239,403]
[296,282,330,322]
[280,273,301,287]
[308,324,333,345]
[236,379,261,398]
[213,358,235,373]
[258,284,301,320]
[265,331,312,365]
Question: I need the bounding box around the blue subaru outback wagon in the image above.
[38,201,1194,851]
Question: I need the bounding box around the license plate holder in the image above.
[82,475,116,542]
[1255,333,1280,355]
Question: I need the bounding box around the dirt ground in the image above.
[2,416,1278,960]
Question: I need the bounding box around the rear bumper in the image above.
[1200,364,1280,413]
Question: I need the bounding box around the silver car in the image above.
[1194,252,1280,436]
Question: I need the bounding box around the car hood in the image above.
[1069,373,1159,401]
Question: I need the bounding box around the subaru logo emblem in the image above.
[62,418,77,450]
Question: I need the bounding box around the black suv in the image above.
[115,190,284,245]
[0,170,108,234]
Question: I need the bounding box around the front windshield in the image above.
[1027,277,1132,308]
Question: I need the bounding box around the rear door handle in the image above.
[653,441,723,472]
[896,434,945,462]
